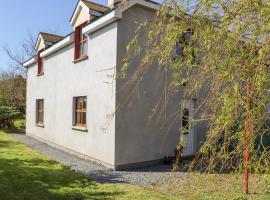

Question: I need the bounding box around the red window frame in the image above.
[37,49,44,75]
[74,22,88,61]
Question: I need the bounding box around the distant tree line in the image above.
[0,71,26,128]
[0,72,26,113]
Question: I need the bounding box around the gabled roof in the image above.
[24,0,160,67]
[81,0,110,13]
[40,32,64,43]
[70,0,111,26]
[35,32,64,51]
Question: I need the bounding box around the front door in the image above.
[181,99,195,157]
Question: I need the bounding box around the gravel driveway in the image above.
[11,133,187,186]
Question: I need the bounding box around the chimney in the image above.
[107,0,121,8]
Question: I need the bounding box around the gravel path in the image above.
[11,133,187,186]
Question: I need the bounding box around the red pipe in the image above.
[244,79,251,194]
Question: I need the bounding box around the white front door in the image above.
[181,99,195,157]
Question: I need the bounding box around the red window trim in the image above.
[37,49,45,75]
[74,21,88,61]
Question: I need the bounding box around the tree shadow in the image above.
[0,139,126,200]
[10,133,185,185]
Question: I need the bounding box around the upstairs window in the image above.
[73,96,87,128]
[79,34,88,58]
[175,29,193,57]
[36,99,44,126]
[37,50,44,75]
[74,22,88,61]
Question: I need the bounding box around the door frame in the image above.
[180,98,196,157]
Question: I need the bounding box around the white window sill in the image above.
[36,123,44,128]
[37,72,44,76]
[72,126,88,132]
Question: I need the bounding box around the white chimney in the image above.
[107,0,121,8]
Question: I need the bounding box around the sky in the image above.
[0,0,107,71]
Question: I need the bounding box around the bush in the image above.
[0,106,22,128]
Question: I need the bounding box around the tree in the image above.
[0,71,26,113]
[0,106,22,128]
[3,31,36,76]
[123,0,270,194]
[2,30,58,113]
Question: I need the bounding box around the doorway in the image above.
[181,99,195,157]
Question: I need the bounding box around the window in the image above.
[73,96,87,127]
[79,34,88,58]
[37,50,44,75]
[182,108,189,135]
[36,99,44,126]
[175,29,193,57]
[74,22,88,61]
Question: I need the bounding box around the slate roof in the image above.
[40,32,64,43]
[81,0,110,13]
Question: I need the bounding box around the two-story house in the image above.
[23,0,207,170]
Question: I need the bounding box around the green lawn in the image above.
[0,130,269,200]
[0,130,175,200]
[153,169,270,200]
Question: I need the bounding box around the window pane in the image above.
[74,97,87,127]
[83,98,87,109]
[76,98,79,110]
[37,100,44,124]
[40,100,44,110]
[182,108,189,134]
[175,44,183,57]
[76,112,81,125]
[184,32,192,45]
[82,112,86,125]
[40,111,44,123]
[80,98,84,110]
[76,98,82,110]
[80,43,84,56]
[83,42,87,56]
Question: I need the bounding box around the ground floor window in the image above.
[182,108,189,135]
[73,96,87,127]
[36,99,44,125]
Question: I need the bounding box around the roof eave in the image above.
[25,0,161,68]
[70,0,90,26]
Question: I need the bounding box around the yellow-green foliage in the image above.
[122,0,270,173]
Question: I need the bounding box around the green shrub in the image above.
[0,106,22,128]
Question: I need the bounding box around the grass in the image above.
[0,130,175,200]
[0,129,269,200]
[153,171,270,200]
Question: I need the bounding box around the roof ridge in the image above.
[81,0,111,9]
[40,32,64,38]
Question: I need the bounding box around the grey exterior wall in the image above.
[26,22,118,168]
[115,5,207,167]
[26,4,208,170]
[115,5,180,166]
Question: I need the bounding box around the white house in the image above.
[23,0,207,170]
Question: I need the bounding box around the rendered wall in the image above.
[73,7,91,28]
[115,5,207,167]
[26,22,118,167]
[115,5,180,166]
